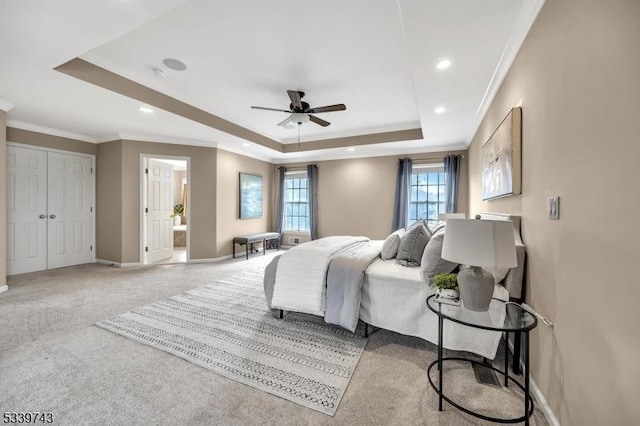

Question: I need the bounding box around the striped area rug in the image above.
[96,267,367,416]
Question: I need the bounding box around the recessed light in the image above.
[163,58,188,71]
[436,59,452,70]
[243,143,250,147]
[347,148,355,152]
[139,106,154,114]
[435,106,446,114]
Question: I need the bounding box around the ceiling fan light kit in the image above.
[251,90,346,129]
[291,113,310,124]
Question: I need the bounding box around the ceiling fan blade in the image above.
[307,104,346,113]
[309,115,330,127]
[287,90,303,111]
[277,115,294,127]
[251,106,291,113]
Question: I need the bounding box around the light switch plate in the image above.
[547,196,560,220]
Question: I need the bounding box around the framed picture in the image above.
[481,107,522,200]
[239,172,263,219]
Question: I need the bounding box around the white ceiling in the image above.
[0,0,544,163]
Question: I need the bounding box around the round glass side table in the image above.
[426,295,537,425]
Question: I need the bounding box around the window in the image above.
[284,172,310,231]
[408,164,446,228]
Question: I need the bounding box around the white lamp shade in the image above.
[441,219,517,268]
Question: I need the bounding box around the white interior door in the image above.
[6,146,48,275]
[47,152,93,269]
[146,159,173,263]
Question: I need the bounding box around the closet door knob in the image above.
[39,214,46,219]
[49,214,56,219]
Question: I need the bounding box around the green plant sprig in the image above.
[172,204,184,216]
[430,273,458,291]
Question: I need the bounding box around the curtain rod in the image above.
[277,166,307,171]
[411,154,465,161]
[276,154,464,168]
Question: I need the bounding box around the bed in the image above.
[263,213,525,360]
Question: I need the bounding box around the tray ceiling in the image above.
[0,0,544,162]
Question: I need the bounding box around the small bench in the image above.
[233,232,280,260]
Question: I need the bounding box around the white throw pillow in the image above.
[381,228,405,260]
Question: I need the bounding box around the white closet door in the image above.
[146,159,174,263]
[47,152,93,269]
[6,146,48,275]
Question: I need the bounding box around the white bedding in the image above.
[360,258,509,359]
[271,236,369,316]
[266,213,523,359]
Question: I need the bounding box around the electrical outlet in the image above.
[547,196,560,220]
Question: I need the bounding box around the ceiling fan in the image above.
[251,90,346,128]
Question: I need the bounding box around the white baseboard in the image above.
[96,259,141,268]
[530,373,559,426]
[189,255,232,264]
[0,285,8,294]
[508,340,560,426]
[98,254,257,267]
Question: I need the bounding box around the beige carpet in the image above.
[97,267,367,415]
[0,254,549,425]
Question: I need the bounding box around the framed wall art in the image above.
[481,107,522,200]
[239,172,263,219]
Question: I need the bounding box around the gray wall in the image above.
[0,111,6,286]
[276,150,467,243]
[216,149,274,257]
[467,0,640,423]
[117,140,218,263]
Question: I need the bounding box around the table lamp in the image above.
[441,219,517,311]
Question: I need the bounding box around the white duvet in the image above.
[271,236,369,316]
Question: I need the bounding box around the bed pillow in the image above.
[429,220,446,235]
[381,228,405,260]
[396,222,431,267]
[485,267,510,284]
[421,228,458,281]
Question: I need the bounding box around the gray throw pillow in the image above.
[396,222,431,267]
[381,228,405,260]
[406,219,428,231]
[421,228,458,281]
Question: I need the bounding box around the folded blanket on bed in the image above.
[324,240,383,332]
[271,236,369,316]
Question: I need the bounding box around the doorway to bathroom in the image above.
[140,155,190,265]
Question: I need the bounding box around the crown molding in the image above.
[280,121,422,145]
[215,144,278,163]
[118,133,217,148]
[117,133,277,163]
[7,120,98,143]
[470,0,546,141]
[0,98,15,112]
[275,142,467,165]
[95,134,122,143]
